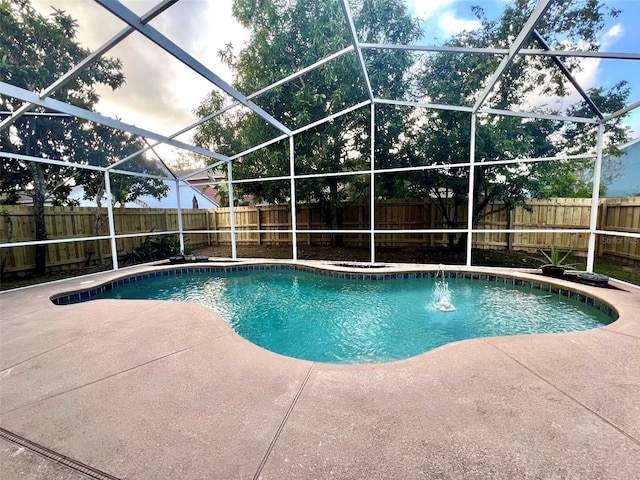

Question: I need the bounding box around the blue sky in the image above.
[407,0,640,135]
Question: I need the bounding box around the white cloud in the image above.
[523,22,628,114]
[407,1,483,41]
[438,10,481,36]
[29,0,249,148]
[602,23,624,45]
[563,23,625,98]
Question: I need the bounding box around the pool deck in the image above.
[1,261,639,479]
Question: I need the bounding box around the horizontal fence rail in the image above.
[1,197,639,276]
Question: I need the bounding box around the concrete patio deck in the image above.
[1,262,639,479]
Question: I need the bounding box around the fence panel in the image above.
[182,208,213,248]
[0,206,114,273]
[2,197,639,276]
[599,198,640,264]
[474,203,509,250]
[509,198,593,253]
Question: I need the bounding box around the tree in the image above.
[0,1,166,272]
[76,126,169,265]
[1,1,122,273]
[539,82,630,197]
[166,151,208,172]
[382,0,630,248]
[79,127,169,210]
[193,0,631,251]
[195,0,422,245]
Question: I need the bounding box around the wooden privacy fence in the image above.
[1,197,639,276]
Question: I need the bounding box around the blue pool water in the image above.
[95,269,613,364]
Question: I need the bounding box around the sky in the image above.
[26,0,640,164]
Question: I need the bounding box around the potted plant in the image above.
[535,246,577,277]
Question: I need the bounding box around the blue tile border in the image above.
[50,263,619,321]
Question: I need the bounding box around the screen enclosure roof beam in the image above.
[120,45,355,175]
[359,43,640,61]
[374,98,599,124]
[532,30,603,119]
[340,0,375,101]
[1,152,174,181]
[473,0,554,113]
[95,0,293,137]
[0,0,178,134]
[0,82,228,163]
[604,99,640,122]
[182,98,372,182]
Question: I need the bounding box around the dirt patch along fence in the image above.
[1,197,639,276]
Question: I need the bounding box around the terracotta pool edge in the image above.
[46,260,625,323]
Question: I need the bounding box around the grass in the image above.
[593,262,640,286]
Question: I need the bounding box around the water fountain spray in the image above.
[433,264,456,312]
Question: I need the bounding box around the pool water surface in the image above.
[95,269,613,364]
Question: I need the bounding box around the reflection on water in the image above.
[99,270,611,364]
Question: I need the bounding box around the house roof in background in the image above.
[176,168,225,183]
[68,180,218,209]
[614,137,640,151]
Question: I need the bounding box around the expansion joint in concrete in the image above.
[1,303,166,373]
[1,337,82,373]
[486,341,640,447]
[0,427,121,479]
[253,363,315,480]
[0,333,232,416]
[600,326,640,341]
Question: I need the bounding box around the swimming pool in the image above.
[80,265,615,364]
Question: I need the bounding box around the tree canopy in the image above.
[384,0,630,248]
[195,0,422,241]
[0,0,167,271]
[193,0,630,248]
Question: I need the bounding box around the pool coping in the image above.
[49,260,622,321]
[1,260,639,479]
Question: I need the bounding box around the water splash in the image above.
[433,265,456,312]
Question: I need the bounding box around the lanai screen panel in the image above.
[1,0,640,275]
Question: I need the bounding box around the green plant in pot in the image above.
[535,247,578,277]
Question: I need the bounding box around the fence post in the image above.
[256,206,262,246]
[586,123,605,273]
[206,209,211,246]
[307,203,312,246]
[103,171,119,270]
[429,199,436,247]
[176,180,185,253]
[506,208,513,251]
[212,209,218,245]
[596,198,608,258]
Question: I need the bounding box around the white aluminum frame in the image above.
[1,0,639,276]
